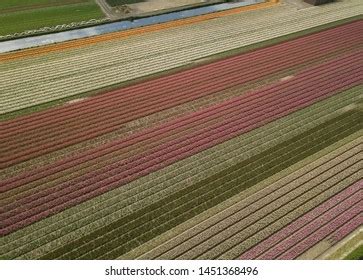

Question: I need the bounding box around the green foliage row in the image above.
[41,109,363,259]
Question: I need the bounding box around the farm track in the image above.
[0,0,361,113]
[1,52,361,236]
[1,14,362,260]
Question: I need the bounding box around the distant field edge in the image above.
[0,15,361,122]
[0,1,106,39]
[0,0,279,57]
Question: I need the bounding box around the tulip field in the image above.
[0,0,362,260]
[0,0,362,115]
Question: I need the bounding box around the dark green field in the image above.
[345,244,363,260]
[0,0,105,36]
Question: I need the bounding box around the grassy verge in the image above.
[39,110,362,259]
[344,244,363,260]
[1,15,361,122]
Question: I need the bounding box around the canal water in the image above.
[0,0,264,53]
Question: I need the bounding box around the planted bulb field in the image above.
[0,0,362,116]
[0,0,105,37]
[0,1,362,260]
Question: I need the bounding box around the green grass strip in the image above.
[40,110,363,259]
[1,15,361,121]
[344,244,363,260]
